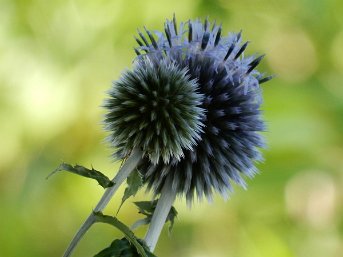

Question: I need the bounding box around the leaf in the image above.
[94,238,128,257]
[48,163,114,188]
[94,212,156,257]
[117,170,143,214]
[133,200,178,233]
[94,238,156,257]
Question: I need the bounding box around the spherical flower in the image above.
[135,16,272,202]
[104,58,205,164]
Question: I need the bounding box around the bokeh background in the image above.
[1,0,343,256]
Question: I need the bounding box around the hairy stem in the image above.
[144,177,177,252]
[62,148,142,257]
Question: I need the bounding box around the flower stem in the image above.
[144,177,177,252]
[62,148,142,257]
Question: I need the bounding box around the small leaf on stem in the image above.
[134,200,178,233]
[48,163,114,188]
[117,170,143,214]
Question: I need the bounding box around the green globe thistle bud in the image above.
[104,58,205,164]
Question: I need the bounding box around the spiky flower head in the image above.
[104,58,204,164]
[135,16,272,202]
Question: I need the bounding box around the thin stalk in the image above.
[144,177,177,252]
[63,148,142,257]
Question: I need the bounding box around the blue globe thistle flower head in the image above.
[104,57,205,164]
[135,16,272,202]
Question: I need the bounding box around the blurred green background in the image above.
[1,0,342,256]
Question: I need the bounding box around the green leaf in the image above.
[48,163,114,188]
[94,212,155,257]
[94,238,128,257]
[94,238,156,257]
[133,200,178,233]
[117,170,143,214]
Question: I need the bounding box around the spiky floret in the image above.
[104,58,204,164]
[135,16,272,202]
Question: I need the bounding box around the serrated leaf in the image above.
[134,201,156,215]
[133,200,178,233]
[94,238,128,257]
[94,238,156,257]
[48,163,114,188]
[94,212,155,257]
[117,170,143,214]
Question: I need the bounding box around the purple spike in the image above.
[188,21,193,42]
[224,43,235,60]
[259,75,274,84]
[145,27,158,49]
[247,55,265,73]
[135,37,144,46]
[204,16,209,31]
[201,32,210,50]
[134,48,141,56]
[137,29,149,46]
[173,14,178,35]
[236,30,242,41]
[214,25,222,46]
[164,24,172,47]
[234,41,249,60]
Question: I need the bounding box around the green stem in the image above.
[62,148,142,257]
[144,177,177,251]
